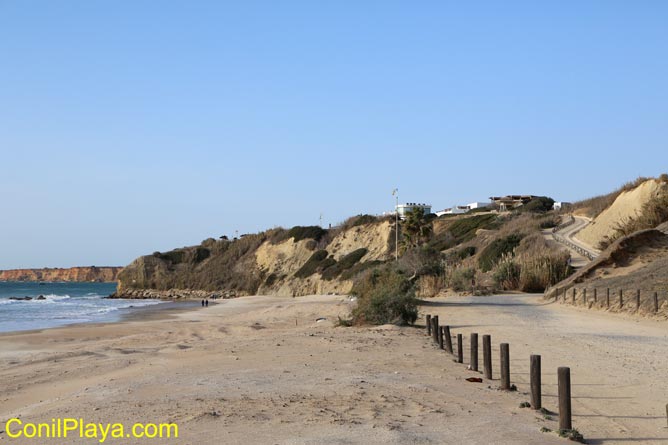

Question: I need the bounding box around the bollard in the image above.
[426,314,431,336]
[438,326,444,350]
[636,289,641,312]
[444,325,453,354]
[457,334,463,363]
[530,355,542,410]
[619,289,623,309]
[572,288,576,304]
[594,288,597,305]
[483,335,492,379]
[470,333,478,372]
[607,288,610,308]
[432,316,439,344]
[500,343,510,390]
[583,288,587,306]
[558,367,572,430]
[654,292,659,313]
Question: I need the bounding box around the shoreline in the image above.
[0,299,203,337]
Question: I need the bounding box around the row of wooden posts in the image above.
[555,287,663,313]
[425,314,573,431]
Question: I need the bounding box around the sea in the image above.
[0,281,164,333]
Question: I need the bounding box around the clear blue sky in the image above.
[1,1,666,269]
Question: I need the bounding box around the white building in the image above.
[396,203,432,219]
[467,201,491,210]
[553,201,571,211]
[435,206,468,217]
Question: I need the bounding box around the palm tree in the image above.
[402,207,433,249]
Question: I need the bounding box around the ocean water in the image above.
[0,281,163,333]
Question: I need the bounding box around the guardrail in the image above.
[551,215,597,261]
[552,215,575,233]
[553,233,597,261]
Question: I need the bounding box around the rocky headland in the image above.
[0,266,122,283]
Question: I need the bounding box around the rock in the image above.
[9,296,32,301]
[37,295,46,300]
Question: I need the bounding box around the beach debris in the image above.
[465,377,483,383]
[558,428,586,443]
[315,317,327,322]
[519,401,531,408]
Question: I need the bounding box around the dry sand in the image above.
[577,179,668,248]
[1,294,666,444]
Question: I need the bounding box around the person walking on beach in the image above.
[205,299,209,307]
[201,299,205,307]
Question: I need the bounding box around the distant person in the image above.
[201,300,205,307]
[205,299,209,307]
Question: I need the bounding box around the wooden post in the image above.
[558,367,572,431]
[583,288,587,306]
[457,334,463,363]
[483,335,492,379]
[438,326,444,350]
[572,288,576,304]
[500,343,510,390]
[444,325,453,354]
[594,288,597,304]
[619,289,623,309]
[426,314,431,336]
[530,355,541,410]
[654,292,659,313]
[564,289,567,303]
[606,288,610,308]
[470,333,478,372]
[432,316,439,344]
[636,289,641,311]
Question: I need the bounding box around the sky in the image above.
[1,1,667,269]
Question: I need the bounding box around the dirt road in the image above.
[431,293,668,444]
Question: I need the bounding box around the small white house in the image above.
[435,206,467,217]
[467,201,491,210]
[396,203,432,219]
[553,202,571,211]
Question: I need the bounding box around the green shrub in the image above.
[429,214,498,251]
[294,250,329,278]
[194,247,211,263]
[493,256,520,290]
[456,246,476,259]
[342,214,378,229]
[517,252,570,292]
[447,267,475,291]
[478,234,523,272]
[321,248,368,280]
[340,259,385,281]
[158,250,186,264]
[518,196,555,213]
[272,226,328,244]
[349,267,418,325]
[264,273,279,287]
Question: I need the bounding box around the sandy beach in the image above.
[1,293,666,444]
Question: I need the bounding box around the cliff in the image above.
[0,266,122,283]
[115,216,394,299]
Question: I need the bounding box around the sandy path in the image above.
[432,293,668,444]
[0,295,564,445]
